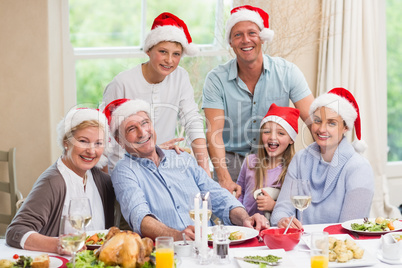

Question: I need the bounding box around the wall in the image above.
[0,0,64,235]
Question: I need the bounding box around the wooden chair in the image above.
[0,148,22,225]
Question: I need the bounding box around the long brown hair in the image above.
[250,125,295,192]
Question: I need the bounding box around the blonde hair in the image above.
[250,126,295,192]
[63,120,104,154]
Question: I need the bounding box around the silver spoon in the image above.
[284,215,295,234]
[182,232,189,245]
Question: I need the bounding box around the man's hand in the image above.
[181,225,196,241]
[277,216,303,230]
[160,137,185,154]
[220,179,242,198]
[242,213,270,231]
[256,189,275,211]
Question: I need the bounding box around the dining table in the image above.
[0,223,401,267]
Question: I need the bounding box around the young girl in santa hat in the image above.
[103,12,210,176]
[271,87,374,229]
[237,103,300,222]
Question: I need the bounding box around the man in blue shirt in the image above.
[202,5,314,197]
[104,98,268,241]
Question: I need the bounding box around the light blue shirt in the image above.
[202,54,311,156]
[111,147,244,236]
[270,137,374,225]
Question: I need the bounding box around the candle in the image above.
[194,197,200,248]
[201,200,208,251]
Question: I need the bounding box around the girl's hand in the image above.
[277,216,303,230]
[256,188,275,212]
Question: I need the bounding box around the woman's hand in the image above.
[277,216,303,230]
[159,138,185,154]
[256,188,275,212]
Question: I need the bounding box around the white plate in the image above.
[7,255,64,268]
[377,250,402,265]
[231,248,289,268]
[85,229,108,249]
[207,226,258,245]
[341,218,402,235]
[302,234,378,267]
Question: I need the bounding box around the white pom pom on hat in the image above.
[225,5,274,44]
[143,12,199,56]
[309,87,367,153]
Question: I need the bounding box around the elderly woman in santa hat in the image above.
[6,108,115,254]
[103,12,210,177]
[271,88,374,228]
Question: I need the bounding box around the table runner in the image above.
[208,237,265,249]
[323,224,381,240]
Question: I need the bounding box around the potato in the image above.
[375,217,385,224]
[352,247,364,259]
[0,259,13,268]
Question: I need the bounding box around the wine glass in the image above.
[59,215,86,268]
[290,179,311,225]
[189,191,212,223]
[69,198,92,229]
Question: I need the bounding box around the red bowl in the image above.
[260,228,302,251]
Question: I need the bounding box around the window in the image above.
[386,0,402,162]
[66,0,233,109]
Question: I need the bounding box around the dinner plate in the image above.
[231,248,290,268]
[302,234,378,267]
[7,255,64,268]
[341,218,402,235]
[207,226,258,245]
[85,229,108,250]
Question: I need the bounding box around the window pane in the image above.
[145,0,217,45]
[387,0,402,161]
[69,0,141,47]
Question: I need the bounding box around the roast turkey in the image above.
[95,227,154,268]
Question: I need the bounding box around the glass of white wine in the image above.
[69,198,92,229]
[189,191,212,223]
[290,179,312,225]
[59,215,86,268]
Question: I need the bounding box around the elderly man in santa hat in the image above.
[202,5,314,197]
[104,98,269,241]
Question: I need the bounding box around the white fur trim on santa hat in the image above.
[260,115,298,142]
[309,93,357,131]
[110,99,151,137]
[225,9,274,44]
[57,108,109,168]
[57,109,109,150]
[143,25,199,56]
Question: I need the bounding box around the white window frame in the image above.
[61,0,230,113]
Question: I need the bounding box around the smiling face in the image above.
[145,41,183,83]
[311,107,348,151]
[117,111,157,160]
[63,125,105,177]
[261,122,294,162]
[229,21,263,65]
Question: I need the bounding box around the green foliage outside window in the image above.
[387,0,402,161]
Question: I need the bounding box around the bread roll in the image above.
[31,254,50,268]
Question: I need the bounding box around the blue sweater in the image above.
[271,137,374,225]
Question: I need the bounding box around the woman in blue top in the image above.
[271,87,374,228]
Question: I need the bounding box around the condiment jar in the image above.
[212,222,231,264]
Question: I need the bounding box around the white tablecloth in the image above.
[1,224,401,267]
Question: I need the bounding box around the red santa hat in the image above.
[260,103,300,142]
[226,5,274,44]
[103,98,151,137]
[309,87,367,153]
[143,12,199,56]
[57,108,109,167]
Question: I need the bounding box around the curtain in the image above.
[317,0,400,217]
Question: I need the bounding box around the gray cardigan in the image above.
[6,162,115,248]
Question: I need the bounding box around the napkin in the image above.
[323,224,381,240]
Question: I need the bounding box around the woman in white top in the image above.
[103,12,210,176]
[6,108,115,254]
